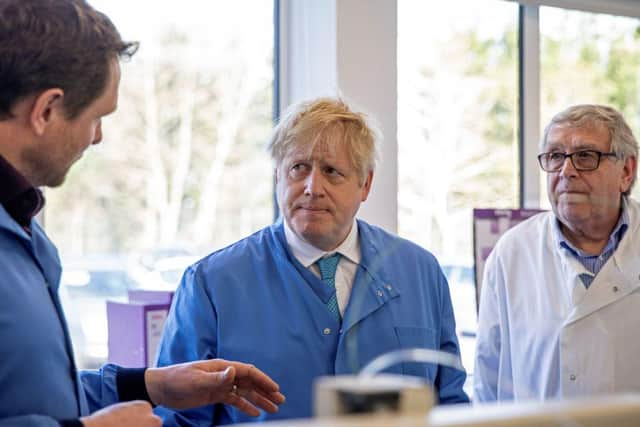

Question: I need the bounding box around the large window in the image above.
[48,1,275,368]
[540,6,640,205]
[46,0,640,375]
[398,1,640,384]
[398,0,519,372]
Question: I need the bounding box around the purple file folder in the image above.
[107,301,170,367]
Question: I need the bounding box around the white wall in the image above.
[279,0,398,233]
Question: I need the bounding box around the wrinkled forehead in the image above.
[545,120,610,149]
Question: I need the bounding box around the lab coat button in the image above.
[376,290,383,297]
[613,286,619,293]
[569,374,576,381]
[323,328,331,335]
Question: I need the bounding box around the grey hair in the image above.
[541,104,638,193]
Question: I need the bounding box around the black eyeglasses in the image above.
[537,150,618,172]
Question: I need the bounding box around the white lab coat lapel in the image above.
[558,199,640,327]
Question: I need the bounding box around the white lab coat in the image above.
[474,197,640,402]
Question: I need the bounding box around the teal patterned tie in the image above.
[316,253,342,322]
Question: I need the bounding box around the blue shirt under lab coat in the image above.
[0,205,122,426]
[156,219,468,425]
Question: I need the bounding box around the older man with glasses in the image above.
[474,104,639,402]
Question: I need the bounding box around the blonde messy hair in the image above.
[267,97,380,185]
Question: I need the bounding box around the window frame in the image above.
[278,0,640,226]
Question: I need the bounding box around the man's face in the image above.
[545,122,635,231]
[276,136,372,251]
[24,59,121,187]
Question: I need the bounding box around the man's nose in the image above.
[304,168,325,196]
[559,155,578,177]
[93,121,103,145]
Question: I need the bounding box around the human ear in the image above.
[360,170,374,202]
[29,88,64,136]
[620,156,637,193]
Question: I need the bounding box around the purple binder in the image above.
[473,208,545,310]
[127,289,175,305]
[107,301,170,367]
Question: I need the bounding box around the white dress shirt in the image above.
[283,219,360,316]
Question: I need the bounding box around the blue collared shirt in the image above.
[555,203,629,288]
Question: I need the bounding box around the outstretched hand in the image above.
[145,359,285,416]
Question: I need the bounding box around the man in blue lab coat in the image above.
[156,97,469,426]
[0,1,284,426]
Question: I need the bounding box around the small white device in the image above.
[314,373,433,417]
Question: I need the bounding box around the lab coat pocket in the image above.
[394,326,438,381]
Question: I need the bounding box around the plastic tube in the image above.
[359,348,464,378]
